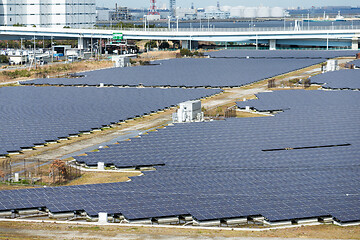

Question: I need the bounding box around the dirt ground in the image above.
[0,182,35,190]
[65,171,141,186]
[0,60,114,84]
[0,221,358,240]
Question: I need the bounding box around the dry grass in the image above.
[65,171,140,186]
[0,60,113,84]
[136,50,179,62]
[0,170,140,190]
[0,182,35,190]
[236,111,266,118]
[0,221,359,240]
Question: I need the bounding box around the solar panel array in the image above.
[207,50,359,59]
[0,86,220,156]
[22,58,324,87]
[351,59,360,68]
[310,69,360,90]
[1,90,359,223]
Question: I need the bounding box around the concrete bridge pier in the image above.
[181,40,198,50]
[78,37,90,50]
[269,39,277,50]
[352,37,359,50]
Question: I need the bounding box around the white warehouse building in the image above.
[0,0,96,28]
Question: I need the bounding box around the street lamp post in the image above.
[207,15,210,30]
[33,36,36,68]
[307,13,310,30]
[51,35,53,63]
[144,15,147,31]
[168,16,171,30]
[20,38,25,50]
[176,16,179,32]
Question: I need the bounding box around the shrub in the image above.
[13,23,26,27]
[180,48,193,57]
[0,55,9,63]
[144,41,157,49]
[159,41,170,49]
[289,78,300,84]
[129,58,136,64]
[139,60,150,66]
[2,69,31,79]
[193,51,204,57]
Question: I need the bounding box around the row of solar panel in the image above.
[2,89,358,223]
[206,49,359,59]
[0,86,221,155]
[310,69,360,90]
[0,168,358,222]
[22,58,324,87]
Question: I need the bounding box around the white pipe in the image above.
[0,218,341,231]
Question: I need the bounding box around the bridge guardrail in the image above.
[92,25,360,33]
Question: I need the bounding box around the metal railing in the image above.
[92,24,360,33]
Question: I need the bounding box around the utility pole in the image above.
[144,15,147,31]
[207,15,210,30]
[283,15,286,30]
[20,38,25,50]
[256,34,258,50]
[91,34,93,59]
[100,37,102,58]
[31,36,36,69]
[176,16,179,32]
[326,33,329,50]
[51,35,53,63]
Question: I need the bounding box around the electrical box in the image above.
[173,100,204,123]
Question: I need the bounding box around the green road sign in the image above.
[113,33,123,40]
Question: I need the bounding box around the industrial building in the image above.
[202,6,285,19]
[0,0,96,28]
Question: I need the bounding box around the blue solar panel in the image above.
[207,49,359,59]
[22,58,324,87]
[310,69,360,90]
[1,89,358,223]
[350,59,360,68]
[0,86,221,156]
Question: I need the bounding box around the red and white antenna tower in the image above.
[148,0,160,15]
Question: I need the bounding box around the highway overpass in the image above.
[0,25,359,50]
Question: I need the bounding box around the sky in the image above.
[96,0,360,9]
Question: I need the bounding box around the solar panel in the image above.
[22,58,324,87]
[351,59,360,68]
[206,49,359,59]
[0,86,221,156]
[1,89,358,224]
[310,69,360,90]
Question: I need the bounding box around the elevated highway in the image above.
[0,25,359,50]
